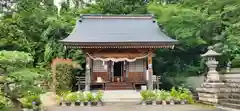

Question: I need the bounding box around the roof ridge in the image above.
[80,14,155,19]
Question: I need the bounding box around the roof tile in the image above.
[60,14,177,44]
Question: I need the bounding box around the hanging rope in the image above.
[86,53,149,62]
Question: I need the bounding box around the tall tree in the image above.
[0,51,46,111]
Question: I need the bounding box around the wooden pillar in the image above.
[126,61,129,81]
[85,55,91,91]
[143,58,146,81]
[123,61,127,82]
[148,52,153,90]
[108,61,111,81]
[111,61,114,82]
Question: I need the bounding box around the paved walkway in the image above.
[52,104,226,111]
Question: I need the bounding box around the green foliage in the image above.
[179,91,188,101]
[232,57,240,68]
[7,69,44,96]
[156,90,164,101]
[148,90,156,101]
[140,90,149,101]
[0,0,85,68]
[60,91,103,102]
[81,0,148,14]
[0,50,33,69]
[0,91,12,110]
[56,63,74,92]
[0,51,48,110]
[148,0,240,89]
[61,91,71,102]
[142,88,194,103]
[170,87,179,100]
[0,51,42,96]
[177,87,194,103]
[76,91,85,102]
[160,90,170,101]
[95,90,104,101]
[20,95,41,109]
[140,90,157,101]
[85,91,94,102]
[64,92,78,102]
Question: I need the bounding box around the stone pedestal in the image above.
[196,82,226,104]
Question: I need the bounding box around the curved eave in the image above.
[60,41,177,49]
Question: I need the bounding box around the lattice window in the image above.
[93,60,107,72]
[129,59,144,72]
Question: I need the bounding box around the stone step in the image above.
[105,84,133,87]
[219,93,240,99]
[105,87,133,90]
[102,90,141,102]
[105,83,132,86]
[224,83,240,87]
[220,102,240,109]
[220,99,240,104]
[219,94,238,98]
[105,82,134,90]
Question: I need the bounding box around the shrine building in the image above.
[60,14,177,90]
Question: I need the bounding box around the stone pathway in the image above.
[52,104,226,111]
[102,90,141,102]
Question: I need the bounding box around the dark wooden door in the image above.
[113,62,123,82]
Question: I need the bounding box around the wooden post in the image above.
[148,52,153,90]
[108,61,111,81]
[143,58,146,81]
[125,61,128,81]
[111,61,114,82]
[85,56,91,91]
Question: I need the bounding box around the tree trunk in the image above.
[11,98,22,111]
[3,83,21,111]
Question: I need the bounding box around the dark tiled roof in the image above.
[60,14,177,44]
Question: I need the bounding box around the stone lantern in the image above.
[197,46,226,104]
[201,46,221,82]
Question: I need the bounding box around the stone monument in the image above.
[196,46,226,104]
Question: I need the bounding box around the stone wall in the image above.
[219,73,240,109]
[193,72,240,108]
[186,71,240,109]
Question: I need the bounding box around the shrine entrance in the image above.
[113,61,124,82]
[60,14,177,90]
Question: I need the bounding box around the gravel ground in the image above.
[51,104,226,111]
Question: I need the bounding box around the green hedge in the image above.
[232,58,240,68]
